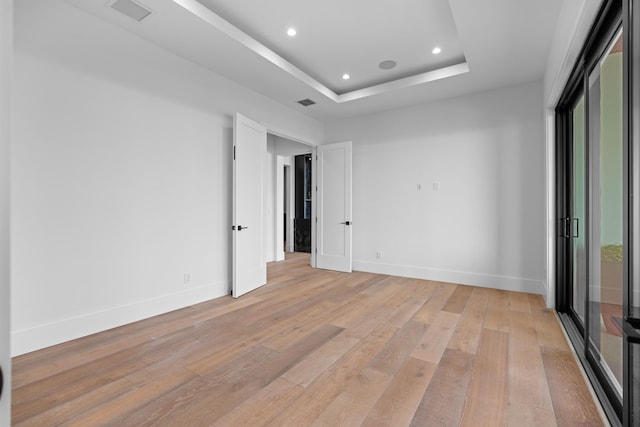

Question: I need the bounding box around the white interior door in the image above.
[316,141,352,272]
[232,113,266,298]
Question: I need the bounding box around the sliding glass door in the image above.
[573,94,587,326]
[626,0,640,424]
[556,0,640,425]
[587,27,625,402]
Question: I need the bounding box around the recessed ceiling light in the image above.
[379,60,397,70]
[287,28,297,37]
[432,47,442,55]
[342,74,350,80]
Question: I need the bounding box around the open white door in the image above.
[316,141,352,272]
[232,113,267,298]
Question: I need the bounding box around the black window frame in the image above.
[555,0,628,425]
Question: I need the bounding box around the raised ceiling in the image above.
[194,0,467,94]
[59,0,563,121]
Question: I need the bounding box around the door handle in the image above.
[623,317,640,344]
[231,225,248,231]
[562,217,570,238]
[0,365,3,400]
[340,221,352,226]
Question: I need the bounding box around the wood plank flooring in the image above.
[12,253,605,426]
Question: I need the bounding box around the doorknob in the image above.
[340,221,352,226]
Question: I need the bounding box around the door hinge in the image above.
[315,217,317,223]
[233,146,236,160]
[315,185,318,192]
[316,155,318,161]
[315,248,317,253]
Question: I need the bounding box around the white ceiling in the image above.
[195,0,467,94]
[62,0,563,121]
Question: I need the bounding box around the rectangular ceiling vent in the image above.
[297,98,316,107]
[108,0,152,22]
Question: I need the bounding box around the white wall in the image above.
[265,137,277,262]
[275,155,285,261]
[273,136,315,157]
[326,81,546,295]
[284,157,295,253]
[0,0,11,423]
[11,0,323,355]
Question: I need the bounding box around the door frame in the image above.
[554,0,640,424]
[235,121,354,273]
[281,160,299,255]
[262,129,317,268]
[233,120,320,294]
[555,61,586,335]
[624,0,640,424]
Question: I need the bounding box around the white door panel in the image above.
[232,113,266,298]
[316,142,352,272]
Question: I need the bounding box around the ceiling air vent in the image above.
[108,0,152,22]
[297,98,316,107]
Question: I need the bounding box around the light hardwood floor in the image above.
[12,253,605,426]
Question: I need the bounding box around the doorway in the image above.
[283,164,289,252]
[233,117,353,295]
[265,133,313,261]
[293,154,312,253]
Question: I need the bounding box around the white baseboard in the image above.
[11,281,230,357]
[352,260,546,296]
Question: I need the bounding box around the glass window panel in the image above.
[588,30,624,395]
[573,96,587,324]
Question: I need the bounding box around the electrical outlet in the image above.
[184,273,191,284]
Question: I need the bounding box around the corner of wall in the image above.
[545,111,557,309]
